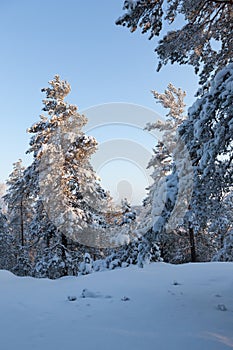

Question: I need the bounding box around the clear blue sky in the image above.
[0,0,199,203]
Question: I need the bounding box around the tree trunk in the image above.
[20,198,24,246]
[189,225,196,262]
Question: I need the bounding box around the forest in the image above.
[0,0,232,279]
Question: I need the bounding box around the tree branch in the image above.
[210,0,233,3]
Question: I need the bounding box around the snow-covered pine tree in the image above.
[0,210,6,235]
[4,160,27,246]
[78,252,93,275]
[26,75,112,277]
[213,230,233,262]
[120,198,136,225]
[214,190,233,259]
[0,208,16,271]
[179,63,233,260]
[4,159,33,275]
[110,198,139,267]
[0,183,7,213]
[117,0,233,86]
[210,190,233,262]
[117,1,233,263]
[136,84,192,264]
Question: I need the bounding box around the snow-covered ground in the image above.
[0,262,233,350]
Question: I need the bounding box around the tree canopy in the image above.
[116,0,233,85]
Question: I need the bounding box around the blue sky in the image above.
[0,0,199,203]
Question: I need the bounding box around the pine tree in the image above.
[4,160,26,246]
[117,0,233,85]
[4,160,34,275]
[179,63,233,259]
[0,209,16,271]
[120,198,136,225]
[25,75,112,277]
[213,230,233,262]
[137,84,194,264]
[117,1,233,262]
[78,253,93,275]
[0,183,7,213]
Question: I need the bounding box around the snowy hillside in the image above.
[0,262,233,350]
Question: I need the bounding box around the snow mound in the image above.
[0,269,17,280]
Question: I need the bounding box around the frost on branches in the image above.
[29,75,111,247]
[211,191,233,261]
[179,63,233,235]
[3,159,34,275]
[140,69,233,263]
[117,1,233,262]
[173,63,233,262]
[28,75,114,277]
[117,0,233,85]
[136,84,194,264]
[0,209,16,271]
[3,76,115,278]
[120,198,136,225]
